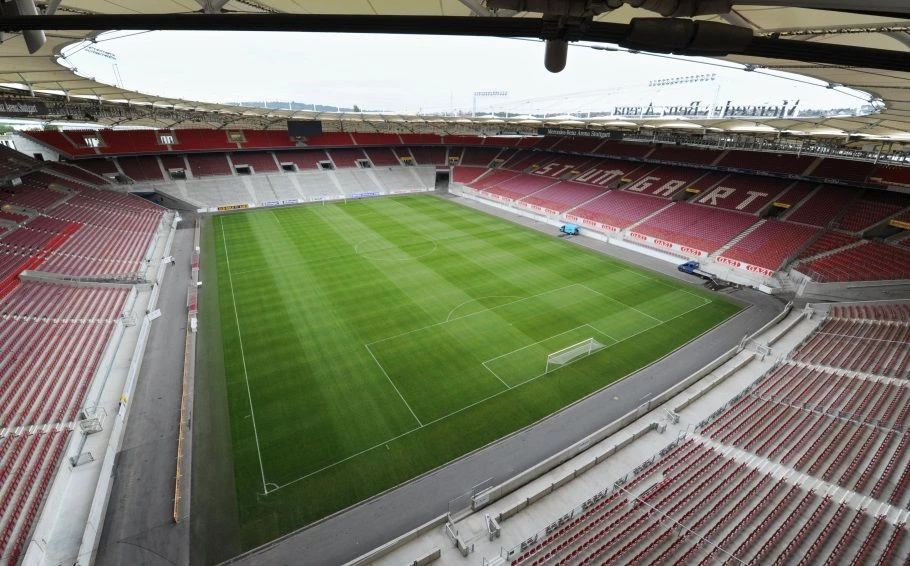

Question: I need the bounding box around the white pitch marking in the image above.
[365,344,423,427]
[221,219,269,495]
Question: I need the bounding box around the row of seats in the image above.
[0,429,72,566]
[798,241,910,282]
[829,303,910,322]
[509,435,906,565]
[719,220,820,271]
[0,282,127,321]
[791,317,910,378]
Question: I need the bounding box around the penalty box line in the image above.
[268,299,714,495]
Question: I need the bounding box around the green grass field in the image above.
[203,195,741,550]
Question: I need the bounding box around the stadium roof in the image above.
[0,1,909,140]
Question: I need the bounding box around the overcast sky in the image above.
[59,30,870,115]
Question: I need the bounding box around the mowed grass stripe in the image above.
[208,195,742,548]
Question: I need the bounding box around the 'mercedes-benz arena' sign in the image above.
[0,100,48,117]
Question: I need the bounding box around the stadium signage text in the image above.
[0,100,48,117]
[217,203,249,211]
[611,99,800,119]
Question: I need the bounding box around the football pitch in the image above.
[200,195,741,550]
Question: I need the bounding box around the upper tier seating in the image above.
[363,148,400,167]
[238,130,296,149]
[810,157,876,182]
[186,154,232,177]
[833,190,910,232]
[230,152,279,173]
[159,155,187,174]
[798,241,910,282]
[170,129,238,152]
[550,136,605,154]
[1,174,69,211]
[622,165,708,198]
[786,184,860,227]
[0,144,39,177]
[572,190,669,229]
[350,133,401,146]
[520,182,606,213]
[647,145,722,165]
[688,174,793,214]
[634,202,757,253]
[796,230,859,260]
[503,151,547,172]
[117,156,165,181]
[718,150,814,175]
[719,220,820,271]
[772,181,817,209]
[869,163,910,187]
[593,140,652,158]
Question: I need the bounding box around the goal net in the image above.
[545,337,606,373]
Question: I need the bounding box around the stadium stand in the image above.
[170,129,236,152]
[116,156,165,182]
[408,147,447,166]
[810,157,876,183]
[363,147,400,167]
[718,150,814,175]
[452,166,489,185]
[785,184,860,227]
[531,154,596,178]
[230,152,279,173]
[796,230,859,260]
[719,219,820,271]
[833,190,910,232]
[647,144,722,165]
[633,202,757,254]
[593,140,653,159]
[520,181,605,213]
[483,173,556,201]
[689,174,793,214]
[571,158,647,188]
[468,168,521,191]
[622,165,707,198]
[569,190,669,230]
[239,129,297,149]
[159,154,188,175]
[870,163,910,187]
[459,147,503,167]
[1,173,70,211]
[59,159,118,181]
[502,150,546,172]
[275,149,328,170]
[328,148,368,168]
[186,153,232,177]
[550,136,604,154]
[797,240,910,282]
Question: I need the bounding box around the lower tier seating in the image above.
[719,220,819,271]
[798,241,910,282]
[633,202,757,254]
[571,191,669,230]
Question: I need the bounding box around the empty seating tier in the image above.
[520,182,606,213]
[647,145,722,165]
[720,220,820,271]
[0,429,73,566]
[328,148,367,168]
[634,202,757,254]
[786,185,860,227]
[798,241,910,282]
[230,152,279,173]
[792,318,910,378]
[811,158,876,182]
[482,174,556,201]
[363,148,400,167]
[834,190,910,232]
[622,165,707,199]
[718,150,814,175]
[275,149,327,170]
[117,156,164,181]
[530,154,596,178]
[797,230,859,260]
[460,147,503,167]
[452,166,489,185]
[186,154,232,177]
[689,174,793,214]
[407,147,447,166]
[571,191,669,230]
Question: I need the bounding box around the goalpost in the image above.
[545,337,606,374]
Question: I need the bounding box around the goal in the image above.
[545,337,606,373]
